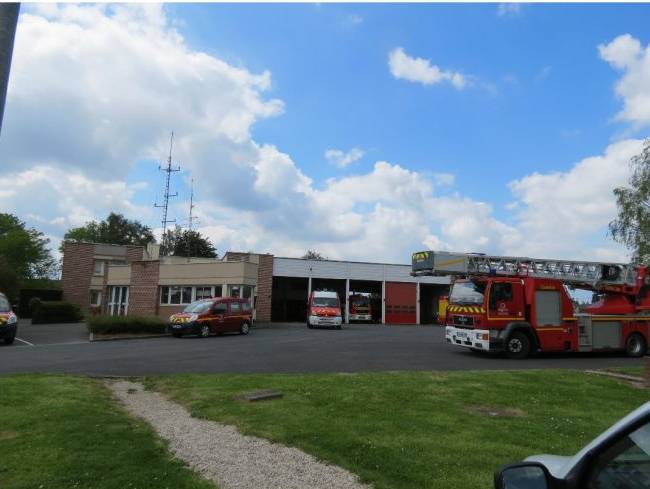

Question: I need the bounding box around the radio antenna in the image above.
[154,132,180,255]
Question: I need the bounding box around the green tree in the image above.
[302,250,326,260]
[610,139,650,265]
[161,226,217,258]
[0,214,56,299]
[63,213,155,248]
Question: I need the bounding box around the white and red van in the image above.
[307,290,342,329]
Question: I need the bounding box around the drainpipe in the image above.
[0,3,19,135]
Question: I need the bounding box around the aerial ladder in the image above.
[411,250,650,358]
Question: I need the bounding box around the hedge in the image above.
[31,301,83,324]
[87,315,166,335]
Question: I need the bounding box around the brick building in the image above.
[62,242,449,325]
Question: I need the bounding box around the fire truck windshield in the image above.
[449,281,485,305]
[313,298,339,307]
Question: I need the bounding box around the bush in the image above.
[87,315,166,335]
[31,301,83,324]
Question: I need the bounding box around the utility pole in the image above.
[0,3,20,135]
[154,132,180,255]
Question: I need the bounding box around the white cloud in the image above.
[388,47,467,89]
[599,34,650,126]
[497,4,522,17]
[324,147,365,168]
[1,4,638,267]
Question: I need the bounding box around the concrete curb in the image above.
[585,369,645,383]
[89,333,170,342]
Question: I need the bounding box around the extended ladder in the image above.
[411,251,638,289]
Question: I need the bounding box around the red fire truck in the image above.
[412,251,650,359]
[349,294,372,322]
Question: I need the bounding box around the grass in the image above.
[148,370,650,489]
[0,375,215,489]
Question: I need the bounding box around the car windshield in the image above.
[0,296,10,313]
[313,297,339,307]
[353,297,369,305]
[183,300,212,314]
[449,281,485,305]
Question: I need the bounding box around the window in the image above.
[168,286,192,305]
[0,295,10,312]
[242,302,251,312]
[160,286,169,304]
[242,285,253,299]
[195,286,213,301]
[489,283,513,309]
[228,285,241,298]
[90,290,102,306]
[230,302,241,313]
[213,303,227,314]
[213,286,223,297]
[587,421,650,489]
[93,260,105,276]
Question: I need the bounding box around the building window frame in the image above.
[93,260,105,276]
[90,290,102,307]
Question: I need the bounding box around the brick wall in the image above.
[255,254,273,321]
[128,260,160,316]
[126,246,144,262]
[62,242,95,311]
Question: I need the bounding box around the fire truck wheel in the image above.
[625,333,647,358]
[505,331,531,359]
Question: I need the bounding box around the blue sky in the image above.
[2,3,650,263]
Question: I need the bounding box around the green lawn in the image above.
[606,366,645,377]
[0,375,216,489]
[148,370,650,489]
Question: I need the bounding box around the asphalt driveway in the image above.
[0,322,644,376]
[12,319,89,346]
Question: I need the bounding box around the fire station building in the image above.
[62,241,449,325]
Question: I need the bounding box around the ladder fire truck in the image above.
[412,250,650,358]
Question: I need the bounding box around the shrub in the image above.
[87,315,166,335]
[31,301,83,324]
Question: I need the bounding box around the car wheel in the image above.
[4,334,15,345]
[505,331,530,359]
[240,321,250,335]
[307,320,313,329]
[198,324,210,338]
[336,325,342,330]
[625,333,647,358]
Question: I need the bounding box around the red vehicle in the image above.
[307,290,342,329]
[412,251,650,358]
[168,297,252,338]
[349,294,372,322]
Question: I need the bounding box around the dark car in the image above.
[0,293,18,345]
[167,297,253,338]
[495,399,650,489]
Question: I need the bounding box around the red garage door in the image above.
[385,282,416,324]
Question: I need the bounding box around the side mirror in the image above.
[495,462,552,489]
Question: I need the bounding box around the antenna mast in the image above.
[186,178,198,259]
[154,132,180,255]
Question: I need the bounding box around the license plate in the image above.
[456,331,467,338]
[173,324,182,329]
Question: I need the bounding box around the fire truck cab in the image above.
[413,250,650,359]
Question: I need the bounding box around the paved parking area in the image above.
[13,319,89,346]
[0,322,644,376]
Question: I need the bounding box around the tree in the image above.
[302,250,326,260]
[610,139,650,265]
[161,225,217,258]
[0,213,56,299]
[63,212,155,248]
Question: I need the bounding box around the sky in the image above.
[1,2,650,264]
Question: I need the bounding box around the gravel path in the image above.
[109,380,371,489]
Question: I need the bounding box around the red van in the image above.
[307,290,342,329]
[168,297,252,338]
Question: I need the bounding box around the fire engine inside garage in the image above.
[271,257,449,324]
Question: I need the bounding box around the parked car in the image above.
[167,297,252,338]
[307,290,342,329]
[0,292,18,345]
[495,399,650,489]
